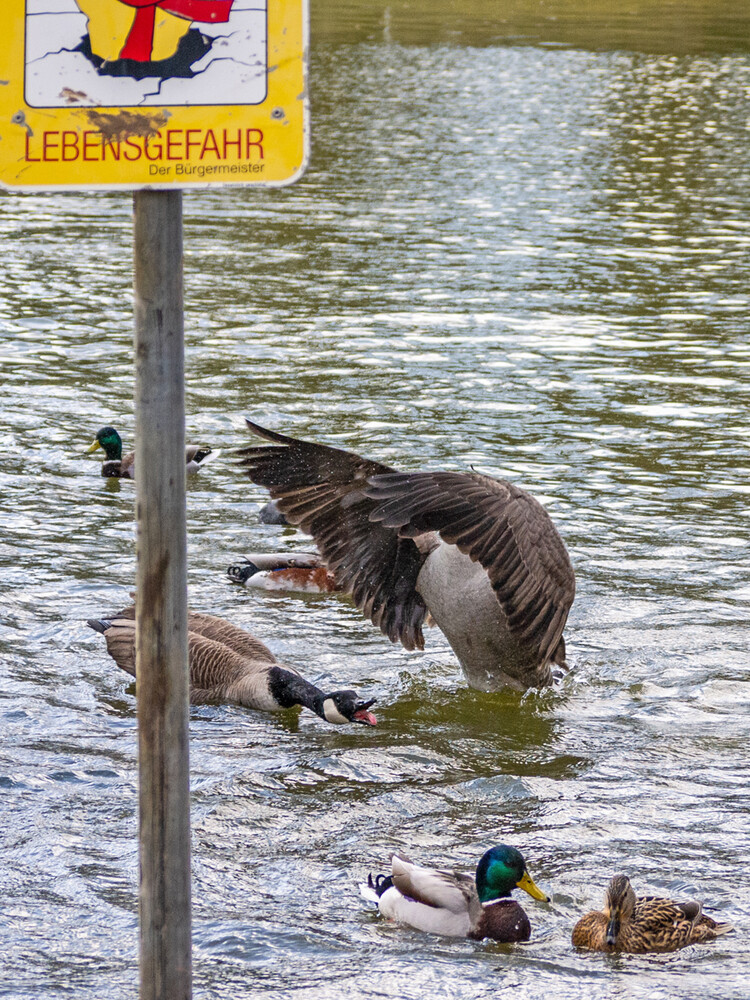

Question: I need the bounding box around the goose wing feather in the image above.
[111,604,279,665]
[366,470,575,666]
[237,421,431,650]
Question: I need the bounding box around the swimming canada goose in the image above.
[572,874,733,953]
[237,419,575,692]
[87,606,377,726]
[359,845,548,942]
[227,551,340,593]
[86,426,218,478]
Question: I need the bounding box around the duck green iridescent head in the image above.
[87,426,123,461]
[475,845,549,904]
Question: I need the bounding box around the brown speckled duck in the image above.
[572,874,733,953]
[237,419,575,692]
[87,606,376,727]
[359,845,548,942]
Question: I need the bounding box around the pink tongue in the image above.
[353,709,377,726]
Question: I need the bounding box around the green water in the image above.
[1,4,749,998]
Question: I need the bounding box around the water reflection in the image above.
[2,15,750,1000]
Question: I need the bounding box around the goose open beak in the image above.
[516,869,549,902]
[352,698,377,726]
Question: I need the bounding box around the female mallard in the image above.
[359,845,548,942]
[572,874,733,953]
[87,606,377,727]
[86,425,217,478]
[237,419,575,692]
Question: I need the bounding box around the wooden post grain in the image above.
[133,189,192,1000]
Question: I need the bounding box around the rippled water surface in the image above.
[2,8,750,999]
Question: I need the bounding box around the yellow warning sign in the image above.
[0,1,307,189]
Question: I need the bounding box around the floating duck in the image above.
[86,426,217,478]
[227,552,340,593]
[87,606,376,726]
[572,874,733,953]
[360,845,548,942]
[237,419,575,692]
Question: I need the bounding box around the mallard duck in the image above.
[87,606,377,726]
[237,419,575,692]
[227,551,340,593]
[359,845,548,942]
[572,874,733,953]
[86,426,218,478]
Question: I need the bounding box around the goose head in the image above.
[319,691,377,726]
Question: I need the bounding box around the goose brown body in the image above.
[572,875,733,953]
[87,606,377,725]
[237,419,575,691]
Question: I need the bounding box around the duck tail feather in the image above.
[712,921,734,937]
[359,881,380,905]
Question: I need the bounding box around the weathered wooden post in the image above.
[133,189,191,1000]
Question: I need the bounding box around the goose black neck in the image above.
[268,666,327,718]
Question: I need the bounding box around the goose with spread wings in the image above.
[237,420,575,692]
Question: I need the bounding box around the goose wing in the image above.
[110,604,278,665]
[185,611,277,665]
[366,470,575,667]
[237,420,431,650]
[184,632,255,702]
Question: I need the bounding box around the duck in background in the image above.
[360,845,548,942]
[227,551,340,593]
[572,874,733,953]
[87,605,376,727]
[86,425,218,478]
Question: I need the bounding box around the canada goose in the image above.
[87,606,377,726]
[86,426,218,478]
[572,874,733,953]
[359,845,548,942]
[227,552,340,593]
[237,419,575,692]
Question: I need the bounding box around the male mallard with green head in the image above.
[86,425,217,478]
[572,874,733,953]
[360,845,548,942]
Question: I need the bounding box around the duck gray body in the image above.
[238,420,575,692]
[87,606,377,726]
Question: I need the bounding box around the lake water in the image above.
[1,4,750,998]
